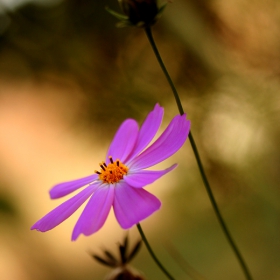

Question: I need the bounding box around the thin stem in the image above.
[144,27,253,280]
[136,223,175,280]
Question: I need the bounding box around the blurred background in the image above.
[0,0,279,279]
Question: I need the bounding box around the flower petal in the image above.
[131,114,190,169]
[30,184,97,232]
[106,119,139,162]
[124,164,177,188]
[113,182,161,229]
[72,184,114,240]
[127,104,164,161]
[50,174,98,199]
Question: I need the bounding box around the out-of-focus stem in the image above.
[136,223,175,280]
[144,26,253,280]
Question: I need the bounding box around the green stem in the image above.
[136,223,175,280]
[144,27,253,280]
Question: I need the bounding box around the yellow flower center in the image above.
[95,156,128,184]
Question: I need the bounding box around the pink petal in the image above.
[30,184,97,232]
[72,184,114,240]
[113,182,161,229]
[50,174,98,199]
[127,104,164,161]
[124,164,177,188]
[106,119,139,163]
[131,114,190,169]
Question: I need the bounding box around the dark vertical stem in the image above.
[136,223,175,280]
[144,26,253,280]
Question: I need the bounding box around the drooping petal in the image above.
[131,114,190,169]
[127,104,164,161]
[72,184,114,240]
[106,119,139,163]
[50,174,98,199]
[31,184,97,232]
[113,182,161,229]
[124,164,177,188]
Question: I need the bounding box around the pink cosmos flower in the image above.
[31,104,190,240]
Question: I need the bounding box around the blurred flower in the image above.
[92,235,145,280]
[119,0,158,26]
[106,0,167,27]
[31,104,190,240]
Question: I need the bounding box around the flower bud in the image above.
[118,0,159,27]
[105,266,145,280]
[92,236,145,280]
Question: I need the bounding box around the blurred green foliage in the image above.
[0,191,17,218]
